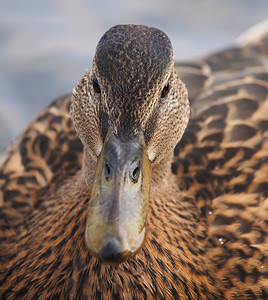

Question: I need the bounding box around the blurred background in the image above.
[0,0,268,155]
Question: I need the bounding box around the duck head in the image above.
[71,24,190,265]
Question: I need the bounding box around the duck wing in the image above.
[0,94,83,238]
[173,23,268,297]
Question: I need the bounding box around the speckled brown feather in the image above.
[173,33,268,298]
[0,24,268,299]
[0,95,83,240]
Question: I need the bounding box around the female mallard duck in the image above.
[0,24,267,299]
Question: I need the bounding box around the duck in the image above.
[0,23,267,299]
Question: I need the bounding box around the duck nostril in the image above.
[104,163,111,181]
[130,165,140,183]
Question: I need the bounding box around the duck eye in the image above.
[93,77,101,94]
[161,82,170,98]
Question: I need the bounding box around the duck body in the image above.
[0,24,268,299]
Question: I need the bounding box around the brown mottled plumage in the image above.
[0,24,268,299]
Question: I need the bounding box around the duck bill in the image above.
[85,131,151,265]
